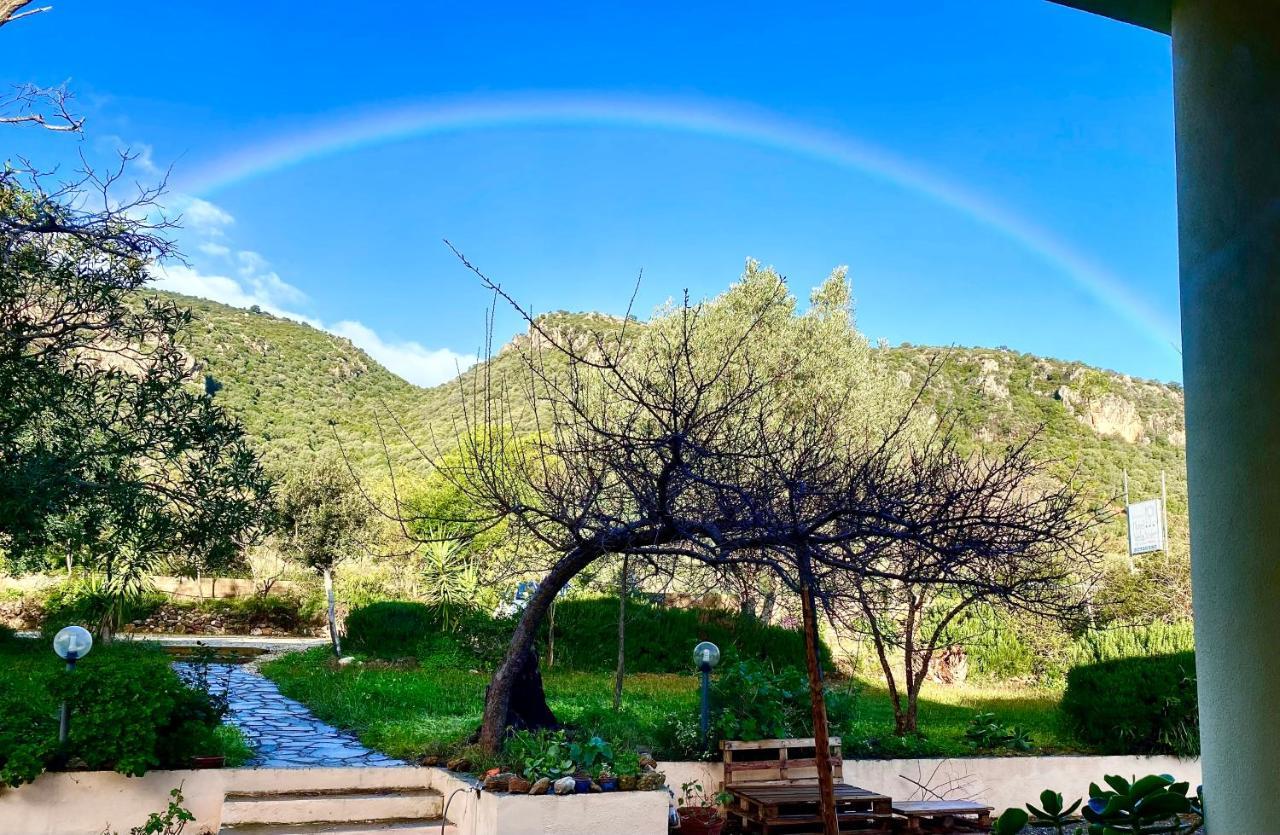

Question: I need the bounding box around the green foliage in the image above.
[993,808,1030,835]
[212,724,253,767]
[1062,653,1199,756]
[275,458,370,574]
[545,596,830,673]
[262,647,1082,763]
[966,611,1195,686]
[962,712,1033,753]
[1027,789,1081,834]
[503,729,575,781]
[0,199,271,583]
[40,577,166,638]
[0,639,228,787]
[568,735,614,775]
[344,601,441,658]
[711,659,857,744]
[106,787,196,835]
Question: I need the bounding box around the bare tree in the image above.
[0,1,51,30]
[369,254,1104,835]
[830,426,1107,736]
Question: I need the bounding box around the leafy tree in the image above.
[275,458,371,655]
[0,50,270,636]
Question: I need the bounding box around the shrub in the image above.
[39,578,165,638]
[344,601,441,657]
[0,639,228,786]
[1061,651,1198,756]
[712,660,857,744]
[544,596,830,673]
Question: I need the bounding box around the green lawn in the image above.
[261,648,1087,763]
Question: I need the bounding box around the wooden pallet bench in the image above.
[890,800,994,833]
[721,738,894,834]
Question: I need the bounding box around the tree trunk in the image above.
[324,567,341,657]
[547,600,556,668]
[479,545,599,752]
[759,579,777,625]
[798,557,838,835]
[614,553,628,711]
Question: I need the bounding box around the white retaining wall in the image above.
[659,755,1202,813]
[0,757,1201,835]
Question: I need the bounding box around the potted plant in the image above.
[677,781,731,835]
[597,765,618,792]
[569,735,614,793]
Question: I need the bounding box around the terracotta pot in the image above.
[678,808,725,835]
[191,755,225,769]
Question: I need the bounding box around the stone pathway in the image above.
[175,662,404,768]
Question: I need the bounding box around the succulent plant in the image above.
[1080,773,1200,833]
[1028,789,1082,834]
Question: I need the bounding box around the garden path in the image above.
[175,662,404,768]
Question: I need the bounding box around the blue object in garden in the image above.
[52,625,93,744]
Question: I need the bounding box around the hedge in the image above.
[543,596,830,673]
[1061,651,1199,756]
[343,596,829,674]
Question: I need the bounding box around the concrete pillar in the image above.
[1172,0,1280,827]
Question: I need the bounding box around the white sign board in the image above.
[1127,498,1166,555]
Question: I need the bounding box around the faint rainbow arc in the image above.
[179,93,1179,355]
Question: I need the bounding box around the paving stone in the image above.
[173,662,404,768]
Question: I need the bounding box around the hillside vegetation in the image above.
[168,290,1190,616]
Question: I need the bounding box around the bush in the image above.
[39,578,165,637]
[0,639,228,787]
[1061,651,1198,756]
[712,660,857,745]
[966,610,1195,686]
[344,601,441,658]
[544,596,830,673]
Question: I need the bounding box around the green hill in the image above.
[169,290,1189,610]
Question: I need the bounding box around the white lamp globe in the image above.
[693,641,721,670]
[52,625,93,661]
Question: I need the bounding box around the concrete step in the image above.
[222,766,431,795]
[222,788,444,826]
[220,821,455,835]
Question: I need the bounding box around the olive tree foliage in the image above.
[0,44,271,634]
[377,252,1103,835]
[424,256,917,750]
[275,458,372,656]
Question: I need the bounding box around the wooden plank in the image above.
[891,801,993,813]
[722,737,842,750]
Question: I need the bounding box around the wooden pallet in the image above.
[721,738,893,834]
[891,800,994,833]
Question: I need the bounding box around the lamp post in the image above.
[52,625,93,744]
[693,641,720,752]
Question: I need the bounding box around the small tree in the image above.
[276,459,370,656]
[832,429,1106,736]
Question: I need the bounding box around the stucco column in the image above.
[1172,0,1280,827]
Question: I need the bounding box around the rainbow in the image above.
[179,92,1180,355]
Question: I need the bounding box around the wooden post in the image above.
[798,550,838,835]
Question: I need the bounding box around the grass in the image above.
[261,647,1086,764]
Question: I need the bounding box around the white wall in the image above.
[0,757,1202,835]
[659,755,1202,813]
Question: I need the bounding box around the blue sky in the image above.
[3,1,1180,385]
